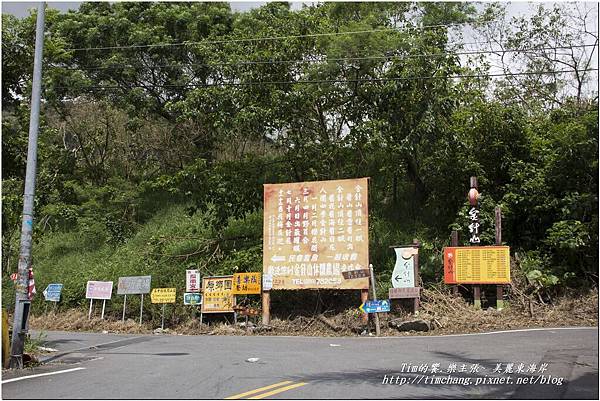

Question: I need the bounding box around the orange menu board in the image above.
[263,178,369,290]
[444,246,511,284]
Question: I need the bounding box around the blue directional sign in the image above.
[359,299,391,313]
[43,283,63,302]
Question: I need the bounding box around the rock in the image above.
[153,328,163,334]
[389,319,431,332]
[102,330,109,334]
[253,324,274,333]
[237,321,256,328]
[246,357,260,363]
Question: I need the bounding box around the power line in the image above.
[52,68,598,91]
[52,44,598,73]
[63,20,491,52]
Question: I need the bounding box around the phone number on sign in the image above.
[291,278,342,285]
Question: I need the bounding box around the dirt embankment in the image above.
[28,287,598,337]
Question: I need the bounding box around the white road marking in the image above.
[267,326,597,339]
[2,367,86,384]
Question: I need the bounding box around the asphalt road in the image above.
[2,327,598,399]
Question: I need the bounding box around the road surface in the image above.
[2,327,598,399]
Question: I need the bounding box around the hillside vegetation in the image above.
[2,2,598,322]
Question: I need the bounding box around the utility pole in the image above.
[10,2,46,369]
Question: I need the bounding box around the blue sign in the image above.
[359,300,391,313]
[43,283,63,302]
[183,293,202,305]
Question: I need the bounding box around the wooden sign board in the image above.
[444,246,511,284]
[233,306,260,316]
[342,269,370,280]
[201,276,235,313]
[263,177,369,290]
[232,272,261,295]
[389,287,421,299]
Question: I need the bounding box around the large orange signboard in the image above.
[263,178,369,290]
[444,246,511,284]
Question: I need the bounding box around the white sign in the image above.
[186,270,201,292]
[117,276,151,295]
[392,248,416,288]
[262,273,273,291]
[86,281,113,300]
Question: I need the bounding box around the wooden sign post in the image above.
[468,176,481,309]
[450,231,459,296]
[262,178,371,327]
[444,179,510,309]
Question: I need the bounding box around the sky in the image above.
[1,1,540,18]
[0,1,312,17]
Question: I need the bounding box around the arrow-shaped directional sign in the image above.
[359,300,391,314]
[43,283,63,302]
[271,255,286,262]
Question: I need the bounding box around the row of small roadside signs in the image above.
[73,270,266,321]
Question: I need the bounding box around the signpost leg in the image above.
[161,304,165,330]
[88,299,93,320]
[496,286,504,309]
[139,294,144,325]
[495,205,505,309]
[101,299,106,320]
[199,310,203,325]
[412,238,421,314]
[473,286,481,309]
[122,294,127,322]
[360,289,369,324]
[451,230,459,297]
[261,291,270,325]
[369,264,381,337]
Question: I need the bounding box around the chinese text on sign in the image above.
[263,178,369,290]
[201,276,235,313]
[444,246,511,284]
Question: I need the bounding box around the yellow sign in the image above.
[444,246,511,284]
[232,272,261,294]
[150,288,176,304]
[201,276,235,313]
[263,178,369,290]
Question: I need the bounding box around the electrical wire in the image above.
[51,44,598,73]
[51,68,598,91]
[63,20,492,52]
